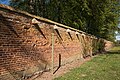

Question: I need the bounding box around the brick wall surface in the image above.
[0,5,114,80]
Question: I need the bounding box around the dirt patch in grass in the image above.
[54,46,120,80]
[29,56,93,80]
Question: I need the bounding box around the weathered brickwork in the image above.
[0,4,114,79]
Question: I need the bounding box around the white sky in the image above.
[116,35,120,40]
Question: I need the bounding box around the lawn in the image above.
[54,46,120,80]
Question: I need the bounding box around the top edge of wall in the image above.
[0,4,96,37]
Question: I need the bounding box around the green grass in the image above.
[54,46,120,80]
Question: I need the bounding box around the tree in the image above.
[9,0,119,41]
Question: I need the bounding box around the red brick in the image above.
[0,5,114,78]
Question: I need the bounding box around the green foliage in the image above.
[9,0,119,41]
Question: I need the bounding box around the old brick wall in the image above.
[0,4,114,80]
[104,40,114,51]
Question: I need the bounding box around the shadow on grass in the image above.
[106,50,120,54]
